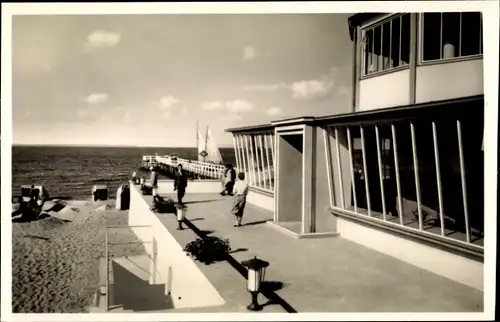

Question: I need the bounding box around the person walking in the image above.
[150,166,159,200]
[231,172,248,227]
[174,163,188,205]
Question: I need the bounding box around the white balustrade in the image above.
[142,155,230,179]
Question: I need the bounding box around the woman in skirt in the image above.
[231,172,249,227]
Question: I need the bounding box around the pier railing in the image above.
[142,155,233,179]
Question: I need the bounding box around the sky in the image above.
[12,14,353,147]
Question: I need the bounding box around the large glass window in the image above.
[233,132,275,192]
[361,14,411,77]
[325,110,484,249]
[421,12,483,62]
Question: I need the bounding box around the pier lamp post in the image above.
[176,204,187,230]
[241,256,269,311]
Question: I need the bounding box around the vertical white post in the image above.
[269,134,275,164]
[347,127,358,212]
[104,229,109,312]
[410,122,423,230]
[238,136,247,178]
[258,135,267,190]
[249,135,259,187]
[237,135,244,175]
[264,133,273,191]
[432,122,445,236]
[392,124,404,225]
[375,125,387,219]
[233,136,241,172]
[244,135,255,186]
[152,237,157,284]
[360,126,372,216]
[334,127,345,209]
[457,120,471,243]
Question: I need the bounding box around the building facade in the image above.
[225,12,484,291]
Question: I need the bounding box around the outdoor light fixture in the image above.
[176,204,186,230]
[241,256,269,311]
[139,177,145,186]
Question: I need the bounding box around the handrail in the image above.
[103,226,158,312]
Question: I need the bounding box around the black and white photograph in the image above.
[1,2,498,320]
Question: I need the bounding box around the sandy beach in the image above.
[12,199,145,313]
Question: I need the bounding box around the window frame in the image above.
[323,115,484,256]
[360,13,411,80]
[418,12,483,66]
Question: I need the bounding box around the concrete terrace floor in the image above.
[143,193,483,313]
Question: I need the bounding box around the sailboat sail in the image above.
[206,127,224,164]
[197,126,223,164]
[197,132,206,162]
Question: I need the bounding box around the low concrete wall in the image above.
[337,217,484,291]
[246,189,274,212]
[156,179,223,195]
[128,183,225,309]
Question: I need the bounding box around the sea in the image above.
[12,145,236,200]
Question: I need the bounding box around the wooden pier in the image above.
[141,155,235,180]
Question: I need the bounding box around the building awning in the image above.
[224,95,484,133]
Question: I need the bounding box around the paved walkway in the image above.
[145,193,483,313]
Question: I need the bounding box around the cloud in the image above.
[266,107,282,116]
[181,107,188,116]
[202,101,224,111]
[77,110,89,118]
[84,93,109,105]
[243,68,338,100]
[243,46,257,61]
[123,110,131,120]
[25,111,32,117]
[158,96,179,110]
[86,30,121,49]
[201,100,253,114]
[242,83,288,92]
[291,79,334,100]
[225,100,253,113]
[161,111,171,119]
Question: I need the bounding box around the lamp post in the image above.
[241,256,269,311]
[176,204,186,230]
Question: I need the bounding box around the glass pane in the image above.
[400,14,411,64]
[391,17,402,68]
[422,13,442,61]
[363,29,375,75]
[442,12,460,59]
[461,12,482,57]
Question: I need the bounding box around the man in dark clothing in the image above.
[221,164,237,196]
[174,164,188,205]
[150,166,159,201]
